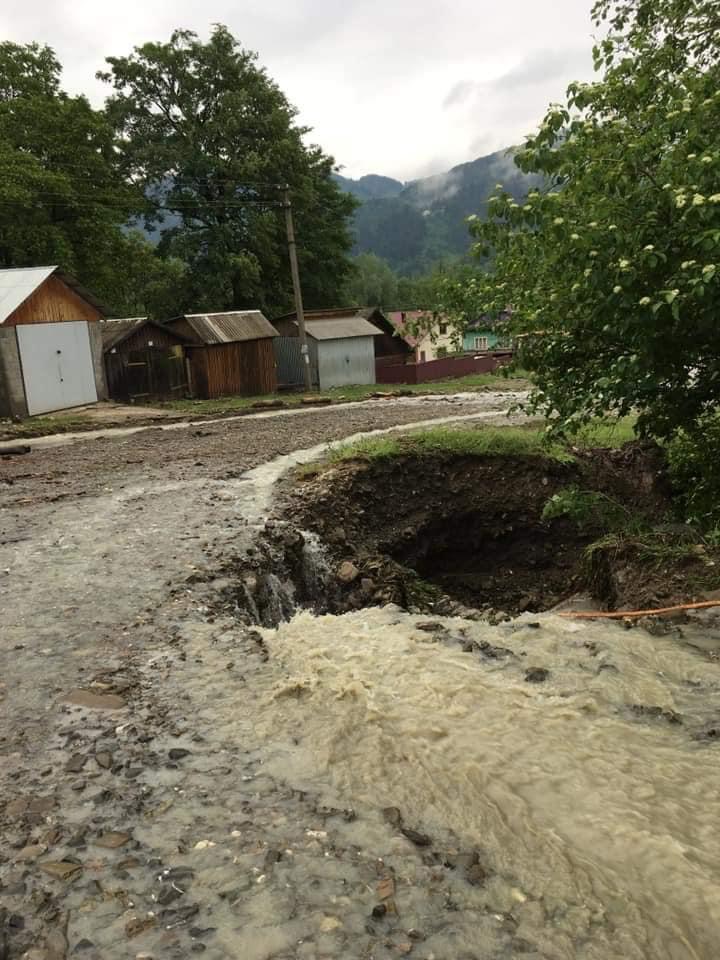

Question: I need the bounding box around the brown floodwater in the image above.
[252,608,720,960]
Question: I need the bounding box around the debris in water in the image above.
[38,861,83,881]
[400,827,431,847]
[525,667,550,683]
[93,832,131,849]
[64,689,127,710]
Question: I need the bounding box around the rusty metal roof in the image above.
[174,311,279,344]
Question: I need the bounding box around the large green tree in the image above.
[0,45,129,287]
[0,41,180,316]
[345,253,399,308]
[100,26,356,316]
[462,0,720,441]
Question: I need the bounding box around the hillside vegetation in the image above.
[336,148,541,274]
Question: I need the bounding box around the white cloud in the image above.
[0,0,599,180]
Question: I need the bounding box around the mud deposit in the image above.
[4,405,720,960]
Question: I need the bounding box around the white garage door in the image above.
[17,321,98,415]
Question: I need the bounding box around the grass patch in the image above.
[295,461,325,479]
[0,414,93,440]
[328,424,575,465]
[570,416,638,449]
[155,371,530,416]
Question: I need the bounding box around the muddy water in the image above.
[253,608,720,959]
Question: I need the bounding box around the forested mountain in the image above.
[334,173,404,202]
[336,147,540,274]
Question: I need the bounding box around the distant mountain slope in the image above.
[339,147,540,274]
[333,173,404,202]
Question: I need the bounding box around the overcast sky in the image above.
[1,0,599,182]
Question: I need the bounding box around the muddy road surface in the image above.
[3,391,720,960]
[1,392,533,960]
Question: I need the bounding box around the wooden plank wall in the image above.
[119,325,185,353]
[189,340,277,398]
[7,275,103,326]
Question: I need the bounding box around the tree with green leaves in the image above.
[100,26,357,317]
[457,0,720,449]
[0,42,156,310]
[472,0,720,437]
[0,41,184,318]
[345,253,399,308]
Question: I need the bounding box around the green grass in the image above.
[155,371,530,416]
[303,414,641,476]
[0,414,93,440]
[328,424,575,465]
[570,416,638,449]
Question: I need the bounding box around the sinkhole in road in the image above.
[220,440,673,625]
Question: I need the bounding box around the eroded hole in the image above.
[387,511,591,614]
[215,442,674,627]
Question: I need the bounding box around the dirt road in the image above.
[0,392,526,960]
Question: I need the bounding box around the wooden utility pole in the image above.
[283,186,313,391]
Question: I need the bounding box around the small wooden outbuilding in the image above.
[274,308,393,390]
[164,311,280,399]
[0,265,108,418]
[102,318,190,403]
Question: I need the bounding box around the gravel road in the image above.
[0,393,526,960]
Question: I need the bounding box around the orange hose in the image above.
[557,600,720,620]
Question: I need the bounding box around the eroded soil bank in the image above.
[221,437,719,626]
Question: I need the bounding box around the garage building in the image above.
[0,266,108,418]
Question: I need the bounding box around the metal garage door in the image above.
[17,321,98,415]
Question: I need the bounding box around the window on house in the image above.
[437,346,448,358]
[419,350,426,362]
[439,322,448,335]
[474,336,489,350]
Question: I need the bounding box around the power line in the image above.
[0,194,286,209]
[0,163,291,190]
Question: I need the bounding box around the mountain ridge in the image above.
[335,146,539,274]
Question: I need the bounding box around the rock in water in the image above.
[337,561,360,585]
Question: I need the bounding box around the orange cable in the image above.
[557,600,720,620]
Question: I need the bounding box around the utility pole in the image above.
[283,185,313,391]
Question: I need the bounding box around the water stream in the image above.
[248,607,720,959]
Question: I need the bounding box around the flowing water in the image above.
[245,607,720,960]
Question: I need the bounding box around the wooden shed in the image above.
[102,318,190,403]
[0,265,108,418]
[165,311,279,399]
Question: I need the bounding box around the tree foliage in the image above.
[345,253,399,308]
[0,41,185,317]
[461,0,720,442]
[100,26,356,316]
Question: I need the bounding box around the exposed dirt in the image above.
[221,437,720,624]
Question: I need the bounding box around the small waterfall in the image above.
[298,529,333,600]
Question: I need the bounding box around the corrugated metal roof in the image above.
[0,266,56,324]
[304,316,381,340]
[178,311,279,344]
[101,318,148,351]
[274,306,396,343]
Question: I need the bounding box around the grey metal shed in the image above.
[273,311,380,390]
